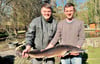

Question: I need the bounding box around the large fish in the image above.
[26,45,85,58]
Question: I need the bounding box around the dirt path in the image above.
[0,49,16,57]
[0,49,17,64]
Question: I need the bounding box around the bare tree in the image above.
[0,0,42,39]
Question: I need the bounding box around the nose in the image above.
[45,12,49,14]
[67,11,72,14]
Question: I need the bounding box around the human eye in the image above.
[48,11,51,12]
[64,10,68,12]
[70,10,74,12]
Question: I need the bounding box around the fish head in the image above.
[69,48,85,53]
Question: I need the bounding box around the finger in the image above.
[40,49,44,52]
[70,53,79,56]
[22,51,27,57]
[57,56,61,57]
[22,52,24,56]
[24,53,28,57]
[57,55,64,57]
[22,53,28,58]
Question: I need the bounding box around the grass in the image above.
[14,57,31,64]
[87,60,100,64]
[87,46,100,58]
[86,46,100,64]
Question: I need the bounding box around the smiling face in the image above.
[64,6,75,20]
[41,7,52,21]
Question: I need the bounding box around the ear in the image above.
[64,10,66,14]
[74,8,76,12]
[41,9,42,14]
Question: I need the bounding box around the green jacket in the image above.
[26,16,57,50]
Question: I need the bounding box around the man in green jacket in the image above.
[22,3,57,64]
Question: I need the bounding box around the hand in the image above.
[41,43,54,52]
[57,55,65,57]
[76,45,81,48]
[69,52,79,56]
[22,45,31,58]
[45,43,54,49]
[22,49,29,58]
[69,45,81,56]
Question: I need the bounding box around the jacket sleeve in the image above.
[25,19,36,46]
[77,21,85,47]
[50,22,62,45]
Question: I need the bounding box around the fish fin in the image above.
[41,57,49,64]
[42,57,47,61]
[64,50,71,56]
[41,57,47,64]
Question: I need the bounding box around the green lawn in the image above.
[81,46,100,64]
[86,46,100,64]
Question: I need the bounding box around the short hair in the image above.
[64,3,75,10]
[41,3,52,11]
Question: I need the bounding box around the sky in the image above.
[56,0,88,7]
[55,0,88,12]
[56,0,67,7]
